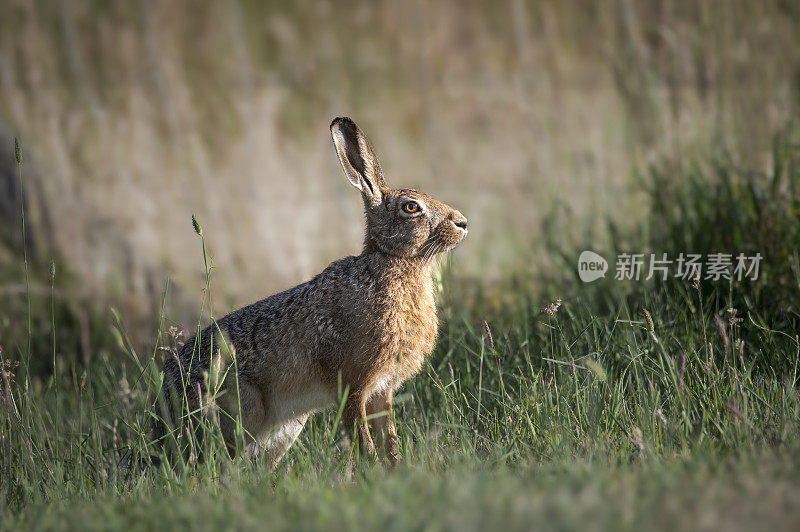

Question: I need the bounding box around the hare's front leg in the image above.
[367,390,399,466]
[343,392,378,462]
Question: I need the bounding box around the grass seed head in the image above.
[483,320,494,350]
[192,214,203,236]
[643,308,655,334]
[735,339,745,366]
[727,307,743,326]
[714,314,729,352]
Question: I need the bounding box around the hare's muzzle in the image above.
[450,210,468,235]
[436,209,467,251]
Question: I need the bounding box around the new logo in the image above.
[578,251,608,282]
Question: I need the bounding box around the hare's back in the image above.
[218,255,372,355]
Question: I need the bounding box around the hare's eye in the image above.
[402,201,420,214]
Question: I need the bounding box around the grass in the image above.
[2,136,800,530]
[14,452,800,531]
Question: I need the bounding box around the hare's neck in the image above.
[363,235,390,256]
[367,253,436,283]
[360,253,436,302]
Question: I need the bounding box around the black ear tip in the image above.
[330,116,356,131]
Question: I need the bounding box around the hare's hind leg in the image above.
[218,378,267,456]
[258,414,309,467]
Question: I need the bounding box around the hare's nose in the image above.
[451,211,468,231]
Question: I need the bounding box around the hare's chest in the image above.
[399,290,437,355]
[382,281,438,383]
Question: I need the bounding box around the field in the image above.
[3,136,800,529]
[2,1,800,530]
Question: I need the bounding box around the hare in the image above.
[153,117,467,466]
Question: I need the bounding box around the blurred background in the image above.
[1,0,798,348]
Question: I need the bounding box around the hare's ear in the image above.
[330,117,386,205]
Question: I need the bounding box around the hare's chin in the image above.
[443,237,466,253]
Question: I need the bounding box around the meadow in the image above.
[2,1,800,530]
[2,129,800,529]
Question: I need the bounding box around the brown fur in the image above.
[153,117,467,466]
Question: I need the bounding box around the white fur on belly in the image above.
[367,373,396,400]
[267,385,333,427]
